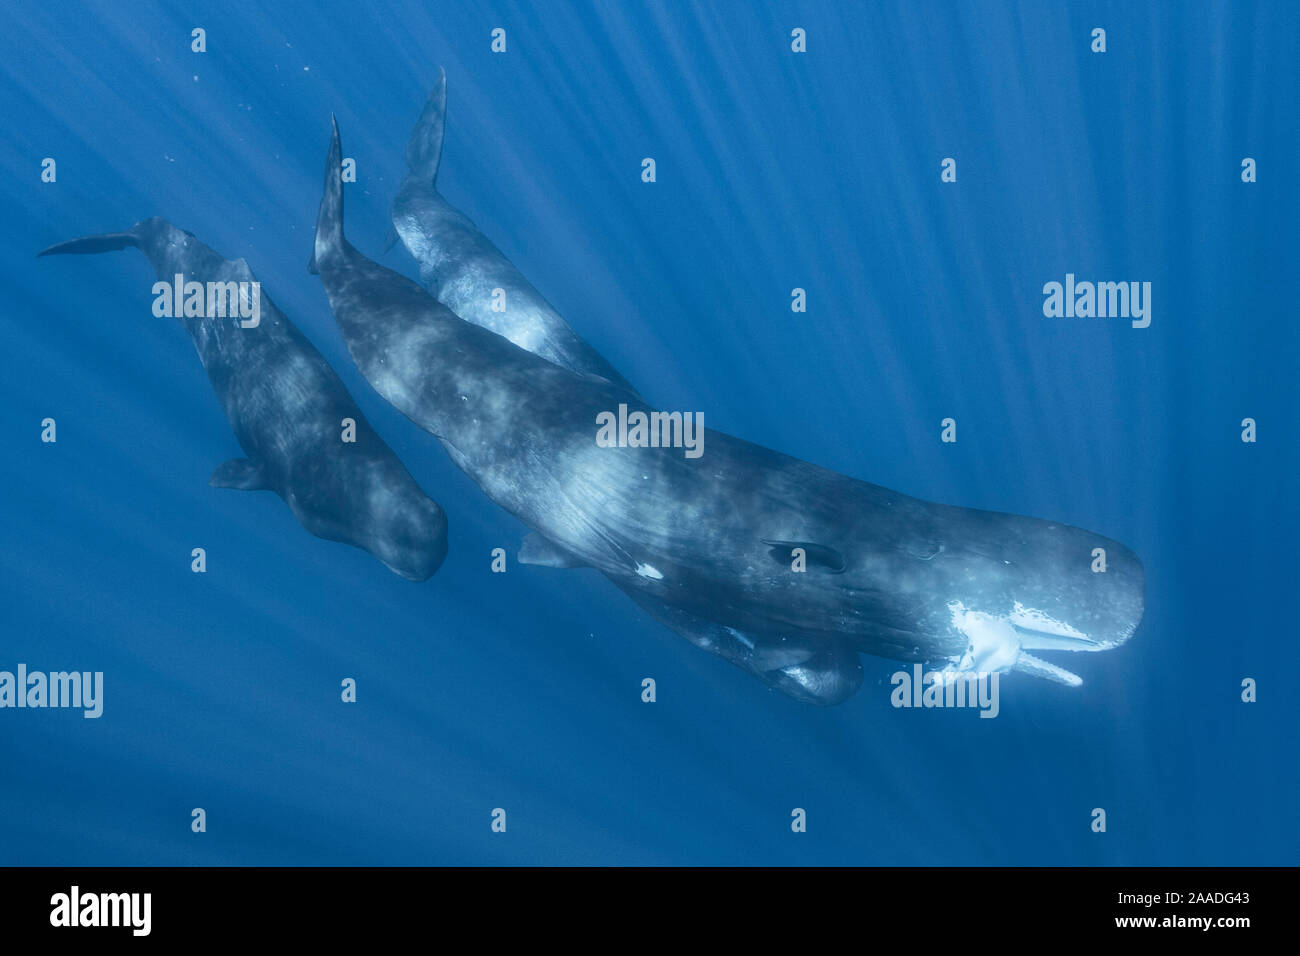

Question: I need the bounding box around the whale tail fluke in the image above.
[404,67,447,186]
[38,232,140,258]
[310,114,346,275]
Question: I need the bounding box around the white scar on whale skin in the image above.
[635,563,664,580]
[943,601,1087,687]
[945,602,1021,675]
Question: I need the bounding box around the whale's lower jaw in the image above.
[1012,652,1084,687]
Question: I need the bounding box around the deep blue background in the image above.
[1,1,1296,865]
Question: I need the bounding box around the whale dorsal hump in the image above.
[762,539,846,573]
[209,457,269,491]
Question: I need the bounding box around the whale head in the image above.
[920,511,1145,686]
[282,449,449,582]
[358,472,449,582]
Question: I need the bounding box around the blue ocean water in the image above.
[1,0,1296,865]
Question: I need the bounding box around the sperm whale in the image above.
[312,118,1143,703]
[40,218,448,580]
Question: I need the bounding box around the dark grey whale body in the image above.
[40,218,448,580]
[384,76,877,698]
[314,118,1144,704]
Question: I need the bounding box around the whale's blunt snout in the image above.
[1107,541,1144,647]
[938,516,1147,686]
[374,495,449,581]
[1002,524,1145,656]
[1070,534,1144,651]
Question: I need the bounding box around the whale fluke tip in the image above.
[404,70,448,185]
[313,114,346,273]
[36,232,139,258]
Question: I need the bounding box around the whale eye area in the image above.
[762,539,846,573]
[901,540,944,561]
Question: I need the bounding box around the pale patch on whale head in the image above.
[945,601,1022,675]
[942,601,1089,686]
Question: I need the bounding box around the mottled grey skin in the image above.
[314,119,1144,704]
[386,76,867,698]
[389,68,635,392]
[40,218,448,580]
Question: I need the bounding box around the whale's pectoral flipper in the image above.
[518,532,584,568]
[405,67,448,185]
[209,458,270,491]
[627,590,814,670]
[760,639,864,707]
[622,588,860,704]
[37,232,140,257]
[723,628,821,672]
[762,539,846,573]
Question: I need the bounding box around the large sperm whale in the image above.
[384,81,864,695]
[40,218,448,580]
[387,68,634,392]
[385,77,873,691]
[312,118,1144,704]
